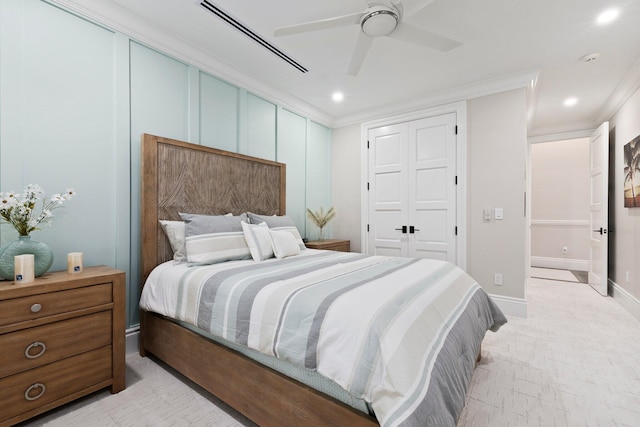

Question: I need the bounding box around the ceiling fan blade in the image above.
[388,23,461,51]
[347,32,374,76]
[393,0,436,19]
[274,11,363,37]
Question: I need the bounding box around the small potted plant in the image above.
[306,206,335,241]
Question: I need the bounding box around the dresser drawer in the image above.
[0,283,112,327]
[0,311,112,379]
[0,346,112,423]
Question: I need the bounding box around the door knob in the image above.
[409,226,420,234]
[592,227,607,235]
[395,226,408,234]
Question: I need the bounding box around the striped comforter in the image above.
[140,250,506,426]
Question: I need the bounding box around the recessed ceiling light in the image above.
[563,97,578,107]
[332,92,344,103]
[596,8,619,25]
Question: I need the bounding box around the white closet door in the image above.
[367,113,457,262]
[408,113,457,262]
[368,123,409,256]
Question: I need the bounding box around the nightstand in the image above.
[305,239,350,252]
[0,266,125,426]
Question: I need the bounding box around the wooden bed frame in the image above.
[139,134,378,427]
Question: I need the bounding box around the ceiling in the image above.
[59,0,640,136]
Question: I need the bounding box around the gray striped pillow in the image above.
[180,213,251,265]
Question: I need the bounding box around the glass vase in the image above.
[0,235,54,280]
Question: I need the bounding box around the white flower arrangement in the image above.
[0,184,76,236]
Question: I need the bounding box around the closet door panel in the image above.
[368,124,409,256]
[408,113,457,262]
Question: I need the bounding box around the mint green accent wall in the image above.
[0,0,332,328]
[200,72,239,152]
[306,122,333,241]
[129,41,190,325]
[246,94,277,161]
[277,109,308,235]
[0,0,125,289]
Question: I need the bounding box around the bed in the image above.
[138,133,506,427]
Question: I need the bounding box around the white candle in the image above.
[67,252,83,274]
[14,254,35,283]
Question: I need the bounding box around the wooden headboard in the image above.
[140,134,286,283]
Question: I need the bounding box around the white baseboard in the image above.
[531,256,588,271]
[126,327,140,356]
[488,294,527,317]
[609,280,640,323]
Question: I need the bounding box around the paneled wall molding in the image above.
[531,256,589,271]
[610,280,640,322]
[47,0,333,128]
[4,1,332,329]
[531,219,589,227]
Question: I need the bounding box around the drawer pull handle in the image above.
[30,303,42,313]
[24,383,46,401]
[25,341,46,359]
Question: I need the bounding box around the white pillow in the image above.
[247,212,306,250]
[159,220,187,262]
[269,229,301,259]
[242,221,274,262]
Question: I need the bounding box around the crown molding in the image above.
[47,0,334,127]
[595,55,640,124]
[332,69,539,128]
[528,128,595,144]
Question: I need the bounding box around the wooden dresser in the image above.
[0,266,125,426]
[305,239,350,252]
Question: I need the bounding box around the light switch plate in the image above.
[483,208,492,220]
[494,207,504,220]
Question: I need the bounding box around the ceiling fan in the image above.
[273,0,461,76]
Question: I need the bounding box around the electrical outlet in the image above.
[483,208,492,221]
[494,273,503,286]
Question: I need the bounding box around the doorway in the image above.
[530,137,591,278]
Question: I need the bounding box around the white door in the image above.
[368,113,457,262]
[368,123,409,256]
[588,122,609,296]
[408,114,457,262]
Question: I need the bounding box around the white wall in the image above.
[332,89,528,305]
[331,124,362,252]
[530,138,590,270]
[467,89,527,300]
[609,84,640,312]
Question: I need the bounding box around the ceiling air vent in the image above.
[199,0,308,73]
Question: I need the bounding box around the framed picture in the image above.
[624,134,640,208]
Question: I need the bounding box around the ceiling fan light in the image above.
[361,10,398,37]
